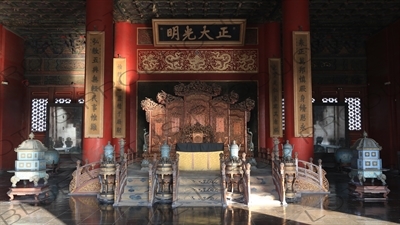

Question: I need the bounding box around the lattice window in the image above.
[54,98,72,104]
[78,98,85,104]
[322,97,338,103]
[31,98,48,132]
[345,97,362,131]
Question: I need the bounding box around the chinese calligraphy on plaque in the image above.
[293,31,313,137]
[269,58,283,137]
[84,31,104,138]
[152,19,246,47]
[113,58,126,138]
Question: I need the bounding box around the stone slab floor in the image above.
[0,159,400,225]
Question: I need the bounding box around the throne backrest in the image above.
[179,122,214,143]
[192,132,204,143]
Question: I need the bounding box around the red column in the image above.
[82,0,114,163]
[282,0,313,161]
[258,25,267,154]
[114,22,139,154]
[264,22,282,152]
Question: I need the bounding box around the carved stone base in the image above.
[285,190,296,199]
[97,193,115,204]
[226,192,243,202]
[348,182,390,201]
[155,193,172,202]
[7,185,50,202]
[10,172,49,187]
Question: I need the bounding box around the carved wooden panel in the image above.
[141,97,166,154]
[141,81,255,157]
[149,107,166,154]
[165,99,184,150]
[184,94,211,126]
[229,109,246,154]
[209,100,229,145]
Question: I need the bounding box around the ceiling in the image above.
[0,0,399,46]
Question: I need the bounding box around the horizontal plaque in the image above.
[137,49,258,73]
[152,19,246,47]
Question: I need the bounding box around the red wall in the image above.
[0,25,27,171]
[367,19,400,169]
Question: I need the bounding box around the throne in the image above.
[192,132,204,143]
[141,81,255,170]
[178,122,214,143]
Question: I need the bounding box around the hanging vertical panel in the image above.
[84,31,104,138]
[269,58,283,137]
[113,58,126,138]
[293,31,313,137]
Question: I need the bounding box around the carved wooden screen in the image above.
[229,98,254,155]
[141,81,255,156]
[157,90,184,152]
[148,103,166,153]
[210,99,230,145]
[185,94,210,126]
[230,109,246,153]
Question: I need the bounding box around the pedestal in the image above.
[348,182,390,201]
[7,185,50,202]
[155,160,173,202]
[284,162,297,199]
[98,163,116,204]
[225,160,245,203]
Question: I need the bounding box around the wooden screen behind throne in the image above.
[141,81,255,156]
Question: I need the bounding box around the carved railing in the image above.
[69,146,138,200]
[271,152,329,204]
[171,154,179,206]
[148,153,158,206]
[219,153,251,205]
[69,159,102,195]
[296,157,329,193]
[271,152,287,205]
[240,153,251,205]
[258,147,271,164]
[113,150,135,205]
[117,149,135,163]
[114,149,136,204]
[220,153,228,206]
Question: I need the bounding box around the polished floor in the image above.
[1,156,400,225]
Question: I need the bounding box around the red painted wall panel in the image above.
[0,26,27,170]
[367,19,400,169]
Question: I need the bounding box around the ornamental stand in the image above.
[282,141,297,200]
[155,141,173,202]
[7,133,50,201]
[224,140,246,202]
[348,131,390,201]
[98,142,117,204]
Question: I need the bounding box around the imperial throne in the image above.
[140,81,255,171]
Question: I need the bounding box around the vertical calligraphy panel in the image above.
[293,31,313,137]
[269,58,283,137]
[113,58,126,138]
[84,31,104,138]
